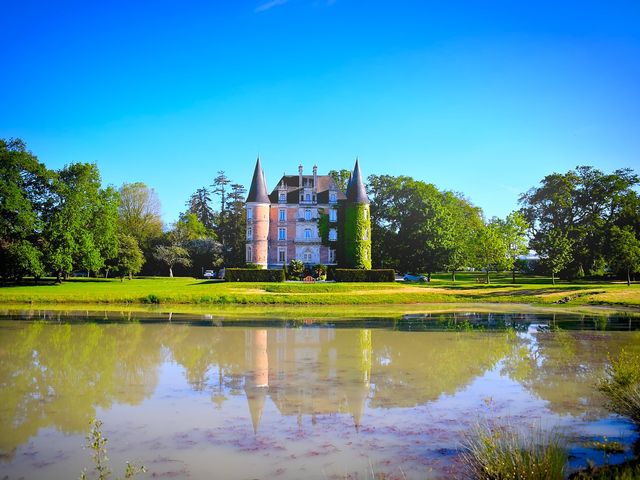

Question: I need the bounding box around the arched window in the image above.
[246,245,253,262]
[247,227,253,240]
[305,209,311,220]
[304,228,312,239]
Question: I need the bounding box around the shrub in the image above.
[288,259,305,279]
[460,423,567,480]
[598,349,640,425]
[244,263,264,269]
[225,268,285,282]
[333,269,395,282]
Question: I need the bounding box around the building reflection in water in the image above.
[243,328,372,433]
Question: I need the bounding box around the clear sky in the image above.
[2,0,639,224]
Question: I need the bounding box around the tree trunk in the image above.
[552,271,555,285]
[56,270,62,283]
[452,270,456,282]
[512,269,516,283]
[486,270,490,284]
[129,271,133,281]
[169,266,173,278]
[628,268,631,286]
[427,272,432,282]
[120,276,124,283]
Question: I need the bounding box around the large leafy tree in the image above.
[473,219,508,284]
[113,234,144,280]
[118,182,163,248]
[43,163,119,281]
[367,175,457,279]
[520,166,638,279]
[494,211,529,283]
[536,228,573,285]
[328,169,352,192]
[0,139,52,281]
[609,226,640,286]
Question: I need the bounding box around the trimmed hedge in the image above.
[333,269,395,282]
[225,268,285,282]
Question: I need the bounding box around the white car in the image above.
[203,270,215,279]
[403,273,429,282]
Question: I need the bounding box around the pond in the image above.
[1,309,639,479]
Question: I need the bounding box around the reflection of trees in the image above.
[502,330,640,418]
[0,322,163,459]
[370,331,516,408]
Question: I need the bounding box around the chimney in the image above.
[298,164,303,188]
[312,165,318,191]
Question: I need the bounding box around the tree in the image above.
[118,182,163,248]
[536,229,573,285]
[114,234,144,281]
[520,166,639,279]
[328,169,352,192]
[219,183,246,267]
[43,163,119,281]
[288,259,305,279]
[495,211,529,283]
[609,226,640,286]
[473,220,508,284]
[0,139,52,281]
[154,245,191,278]
[366,175,457,279]
[187,187,216,230]
[442,192,483,282]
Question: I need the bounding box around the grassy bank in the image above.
[0,274,639,308]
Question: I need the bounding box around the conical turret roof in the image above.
[346,158,370,204]
[246,157,270,203]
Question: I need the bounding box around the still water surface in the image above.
[1,310,639,479]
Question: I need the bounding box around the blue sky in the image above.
[2,0,639,224]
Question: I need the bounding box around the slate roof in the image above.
[345,158,370,204]
[268,175,347,204]
[246,157,270,203]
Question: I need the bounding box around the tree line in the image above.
[367,166,640,284]
[0,139,246,282]
[2,138,638,283]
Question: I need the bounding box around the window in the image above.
[329,228,337,241]
[303,250,312,262]
[329,192,337,203]
[279,209,286,221]
[247,227,253,240]
[329,209,337,222]
[246,245,252,262]
[278,228,286,241]
[305,193,311,202]
[363,228,369,240]
[279,193,286,203]
[304,209,311,221]
[304,228,312,239]
[329,248,336,263]
[278,247,286,264]
[247,208,253,220]
[364,249,369,260]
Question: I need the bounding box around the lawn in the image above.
[0,274,638,308]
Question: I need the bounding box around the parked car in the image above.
[203,270,216,279]
[403,273,429,282]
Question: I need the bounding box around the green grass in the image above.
[0,275,638,308]
[460,423,568,480]
[598,349,640,425]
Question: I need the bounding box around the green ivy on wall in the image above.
[343,204,372,269]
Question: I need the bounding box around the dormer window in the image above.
[305,193,311,202]
[304,228,312,239]
[304,209,311,221]
[279,193,286,203]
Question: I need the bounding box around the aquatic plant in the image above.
[460,423,567,480]
[80,419,146,480]
[598,349,640,425]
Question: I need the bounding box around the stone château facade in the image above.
[245,158,371,269]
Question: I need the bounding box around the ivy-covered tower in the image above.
[342,158,371,269]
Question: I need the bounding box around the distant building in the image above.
[245,158,371,269]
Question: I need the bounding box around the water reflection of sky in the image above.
[0,318,639,479]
